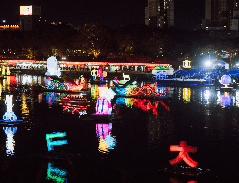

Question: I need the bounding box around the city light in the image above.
[205,61,211,67]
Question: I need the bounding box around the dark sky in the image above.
[0,0,205,29]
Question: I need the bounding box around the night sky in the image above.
[0,0,205,29]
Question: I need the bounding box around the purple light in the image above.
[221,94,231,107]
[221,75,232,85]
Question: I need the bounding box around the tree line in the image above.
[1,23,239,68]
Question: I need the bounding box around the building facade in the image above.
[145,0,174,28]
[202,0,239,30]
[20,5,41,31]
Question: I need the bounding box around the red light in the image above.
[169,141,197,168]
[169,178,197,183]
[130,82,169,96]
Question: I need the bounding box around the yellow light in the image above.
[98,137,108,153]
[183,60,191,68]
[183,88,191,102]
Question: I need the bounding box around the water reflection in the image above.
[220,92,232,108]
[46,162,68,183]
[236,90,239,107]
[115,97,169,116]
[3,127,17,156]
[2,74,239,182]
[21,93,29,117]
[91,84,99,99]
[46,92,65,107]
[16,74,44,86]
[183,88,191,102]
[176,87,238,108]
[169,177,197,183]
[0,83,2,99]
[96,123,116,153]
[204,89,211,104]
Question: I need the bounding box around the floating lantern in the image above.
[91,69,98,80]
[95,97,112,115]
[169,141,197,168]
[220,75,232,88]
[46,132,68,151]
[45,56,61,77]
[183,60,191,68]
[3,95,17,122]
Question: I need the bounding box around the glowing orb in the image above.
[221,75,232,85]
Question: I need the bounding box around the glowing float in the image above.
[0,95,22,123]
[95,97,112,115]
[91,68,98,80]
[129,82,169,96]
[45,56,61,77]
[46,132,68,151]
[217,74,235,91]
[169,141,197,168]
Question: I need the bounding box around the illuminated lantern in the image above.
[102,88,116,102]
[123,73,130,80]
[183,60,191,68]
[129,82,169,96]
[98,87,108,97]
[95,97,112,115]
[46,132,68,151]
[98,69,103,81]
[80,75,85,83]
[45,56,61,77]
[169,141,197,168]
[220,75,231,88]
[103,71,107,77]
[3,95,17,122]
[91,69,98,80]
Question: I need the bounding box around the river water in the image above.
[0,74,238,183]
